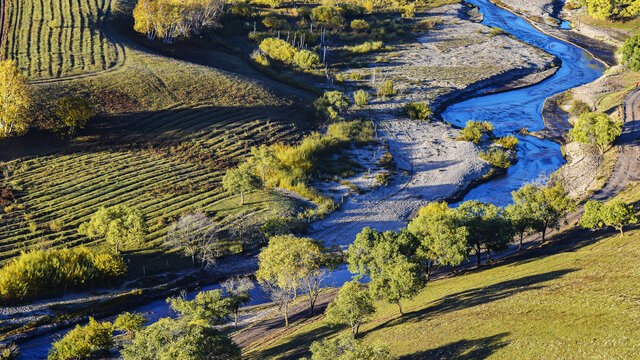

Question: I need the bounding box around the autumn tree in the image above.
[222,163,262,205]
[408,202,469,277]
[580,199,637,236]
[325,277,375,335]
[48,318,114,360]
[78,205,147,254]
[221,276,255,330]
[165,212,220,268]
[0,60,32,138]
[568,112,621,154]
[56,96,91,134]
[511,182,576,243]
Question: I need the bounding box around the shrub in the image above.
[403,3,416,18]
[570,100,592,116]
[251,50,270,66]
[340,4,365,17]
[293,50,321,69]
[262,16,288,29]
[0,248,127,302]
[344,41,386,54]
[377,79,396,98]
[622,35,640,71]
[403,102,432,121]
[457,120,494,144]
[231,2,253,17]
[311,6,345,28]
[259,38,297,63]
[353,90,371,107]
[0,343,19,360]
[327,120,375,143]
[49,318,114,360]
[351,19,370,32]
[494,135,519,149]
[314,91,350,121]
[480,148,512,168]
[490,27,505,36]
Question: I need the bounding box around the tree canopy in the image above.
[78,205,147,254]
[222,162,262,205]
[168,290,232,323]
[0,60,32,138]
[222,276,255,330]
[457,200,514,266]
[325,278,375,335]
[49,318,113,360]
[56,96,91,134]
[580,199,637,236]
[568,112,621,154]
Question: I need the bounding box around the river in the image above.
[16,0,605,358]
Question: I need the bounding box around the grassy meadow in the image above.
[246,183,640,359]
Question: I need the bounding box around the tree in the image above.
[56,96,91,134]
[256,234,332,324]
[221,276,255,330]
[222,162,262,205]
[457,201,514,266]
[622,34,640,71]
[167,290,232,323]
[294,50,321,69]
[325,278,375,335]
[457,120,494,144]
[121,318,240,360]
[48,318,113,360]
[309,335,394,360]
[247,145,280,183]
[408,202,469,277]
[568,112,621,154]
[505,202,543,251]
[115,312,148,339]
[165,212,220,267]
[511,182,576,243]
[348,228,423,315]
[580,199,637,236]
[0,60,32,138]
[78,205,147,254]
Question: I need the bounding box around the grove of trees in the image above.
[580,199,637,236]
[580,0,640,20]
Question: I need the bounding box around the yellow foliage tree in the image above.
[0,60,32,138]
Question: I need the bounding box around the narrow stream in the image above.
[16,1,605,357]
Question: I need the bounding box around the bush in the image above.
[231,2,253,17]
[0,343,19,360]
[377,79,396,98]
[403,102,432,121]
[49,318,113,360]
[353,90,370,107]
[262,16,288,29]
[457,120,494,144]
[351,19,370,32]
[480,148,512,168]
[259,38,297,63]
[622,35,640,71]
[251,50,270,66]
[293,50,321,69]
[327,120,375,143]
[344,41,386,54]
[314,91,350,120]
[570,100,592,116]
[494,135,519,149]
[0,247,126,302]
[311,6,345,28]
[340,4,365,17]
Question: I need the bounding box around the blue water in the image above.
[559,20,572,30]
[445,0,604,206]
[14,1,605,358]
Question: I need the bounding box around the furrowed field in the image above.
[2,0,122,79]
[0,0,315,273]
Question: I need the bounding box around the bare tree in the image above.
[186,0,225,35]
[165,212,220,267]
[221,276,255,330]
[226,213,265,249]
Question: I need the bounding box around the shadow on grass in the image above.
[399,332,510,360]
[361,269,577,337]
[247,324,339,360]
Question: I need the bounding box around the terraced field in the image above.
[1,0,121,78]
[0,103,307,266]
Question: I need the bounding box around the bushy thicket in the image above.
[344,41,388,54]
[457,120,494,144]
[580,0,640,20]
[480,148,512,168]
[494,135,519,149]
[622,35,640,71]
[259,38,320,68]
[403,102,432,121]
[0,248,127,302]
[314,91,350,120]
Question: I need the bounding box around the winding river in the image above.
[16,1,605,358]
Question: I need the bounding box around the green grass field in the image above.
[247,185,640,359]
[2,0,121,78]
[0,0,316,274]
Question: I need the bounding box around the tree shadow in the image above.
[361,269,576,337]
[399,332,510,360]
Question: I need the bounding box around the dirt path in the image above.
[591,89,640,200]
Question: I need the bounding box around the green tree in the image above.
[48,318,113,360]
[0,60,32,138]
[114,312,148,339]
[167,290,232,323]
[222,162,262,205]
[457,201,514,266]
[568,112,621,154]
[121,318,240,360]
[309,335,394,360]
[622,35,640,71]
[78,205,147,254]
[505,202,543,251]
[457,120,494,144]
[256,235,331,324]
[325,278,375,335]
[247,144,280,183]
[511,182,576,243]
[221,276,255,330]
[348,228,423,315]
[408,202,469,277]
[56,96,91,134]
[580,199,637,236]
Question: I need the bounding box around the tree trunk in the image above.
[115,242,120,254]
[397,301,403,315]
[476,248,481,267]
[192,253,196,267]
[486,250,491,263]
[284,303,289,328]
[234,309,239,330]
[240,192,244,206]
[519,233,524,251]
[541,227,547,243]
[619,226,625,237]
